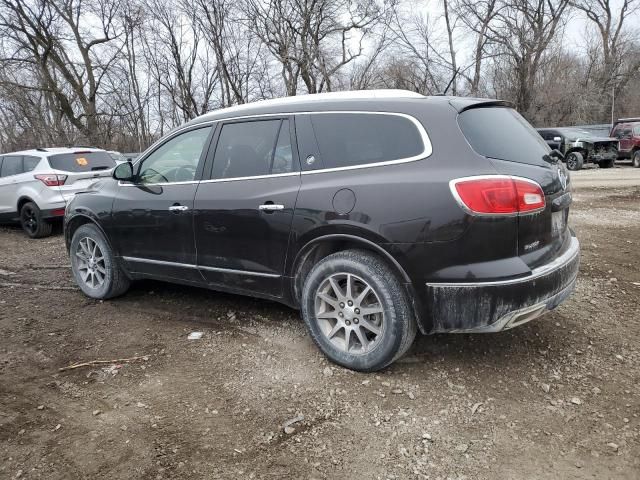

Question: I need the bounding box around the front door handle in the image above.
[169,205,189,212]
[258,203,285,212]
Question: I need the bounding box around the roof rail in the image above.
[36,148,48,152]
[615,117,640,123]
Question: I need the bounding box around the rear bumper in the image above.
[424,233,580,333]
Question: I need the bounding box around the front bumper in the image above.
[425,234,580,333]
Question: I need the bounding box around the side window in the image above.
[212,119,295,179]
[271,120,294,174]
[634,125,640,136]
[0,156,24,177]
[138,126,212,184]
[23,156,40,172]
[309,113,425,169]
[623,128,632,138]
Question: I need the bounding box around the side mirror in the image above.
[553,136,562,142]
[549,149,564,161]
[113,161,134,181]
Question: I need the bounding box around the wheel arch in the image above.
[65,214,112,252]
[290,234,427,334]
[17,195,36,212]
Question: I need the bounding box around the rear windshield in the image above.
[48,151,116,172]
[458,107,550,166]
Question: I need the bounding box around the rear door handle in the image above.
[258,203,284,212]
[169,205,189,212]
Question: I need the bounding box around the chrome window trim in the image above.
[120,110,432,187]
[426,236,579,288]
[121,256,281,278]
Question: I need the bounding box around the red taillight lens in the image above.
[34,174,67,187]
[451,176,545,215]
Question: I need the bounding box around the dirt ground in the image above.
[1,165,639,480]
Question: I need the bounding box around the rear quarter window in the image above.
[48,151,116,172]
[309,113,425,169]
[458,107,550,166]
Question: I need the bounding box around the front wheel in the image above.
[633,151,640,168]
[70,224,130,299]
[301,250,416,372]
[566,152,584,171]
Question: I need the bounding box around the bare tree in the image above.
[572,0,640,120]
[482,0,570,119]
[0,0,127,145]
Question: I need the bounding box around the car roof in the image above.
[1,147,106,157]
[185,90,511,127]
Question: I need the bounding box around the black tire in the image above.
[565,152,584,171]
[70,224,130,299]
[633,151,640,168]
[20,201,53,238]
[301,249,417,372]
[599,158,615,168]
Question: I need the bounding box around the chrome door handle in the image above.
[169,205,189,212]
[258,203,285,211]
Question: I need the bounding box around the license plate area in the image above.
[551,209,567,237]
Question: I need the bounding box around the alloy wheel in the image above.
[21,205,38,235]
[75,237,106,289]
[314,272,385,355]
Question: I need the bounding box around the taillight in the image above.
[450,176,545,215]
[34,174,67,187]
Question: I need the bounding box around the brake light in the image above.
[450,176,545,215]
[34,174,67,187]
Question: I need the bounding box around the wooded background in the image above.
[1,0,639,152]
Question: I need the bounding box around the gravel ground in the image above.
[1,165,639,480]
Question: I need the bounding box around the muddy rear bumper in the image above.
[424,234,580,333]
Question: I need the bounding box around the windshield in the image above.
[458,107,551,166]
[48,151,116,172]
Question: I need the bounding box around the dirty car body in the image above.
[64,91,580,362]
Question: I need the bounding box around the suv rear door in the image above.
[194,117,300,298]
[457,106,572,268]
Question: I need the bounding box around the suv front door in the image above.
[110,125,214,282]
[194,117,300,298]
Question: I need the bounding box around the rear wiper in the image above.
[91,166,110,171]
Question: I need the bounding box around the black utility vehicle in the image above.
[65,90,580,371]
[537,127,618,170]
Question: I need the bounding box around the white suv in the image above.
[0,147,116,238]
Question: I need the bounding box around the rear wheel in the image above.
[301,249,416,372]
[565,152,584,171]
[633,151,640,168]
[70,224,130,299]
[20,202,53,238]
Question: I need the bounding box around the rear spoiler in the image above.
[448,98,515,113]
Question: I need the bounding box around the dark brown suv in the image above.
[64,90,580,371]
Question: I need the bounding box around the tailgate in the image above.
[457,106,572,266]
[47,151,115,200]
